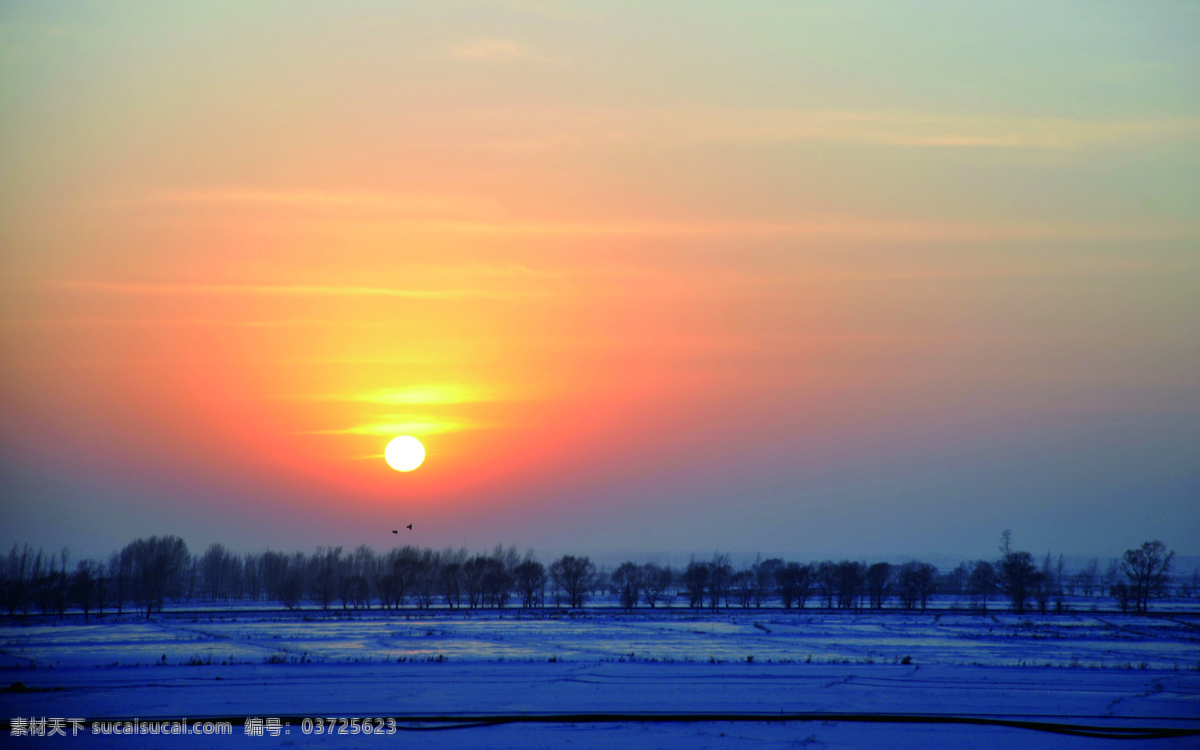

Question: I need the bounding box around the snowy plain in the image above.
[2,607,1198,748]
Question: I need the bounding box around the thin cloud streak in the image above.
[305,417,482,436]
[87,193,1200,241]
[358,217,1197,242]
[41,280,517,300]
[355,105,1200,152]
[449,38,555,62]
[299,385,502,406]
[672,110,1200,150]
[0,317,424,328]
[29,245,1200,320]
[101,175,1200,242]
[136,188,473,212]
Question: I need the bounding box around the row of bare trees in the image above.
[617,556,940,612]
[0,540,586,618]
[0,534,1184,618]
[606,535,1176,615]
[960,533,1177,614]
[0,536,191,619]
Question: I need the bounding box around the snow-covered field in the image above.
[3,610,1198,748]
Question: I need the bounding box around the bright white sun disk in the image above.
[385,435,425,472]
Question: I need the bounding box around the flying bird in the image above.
[407,524,413,530]
[392,530,398,534]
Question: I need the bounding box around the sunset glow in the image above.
[0,1,1197,560]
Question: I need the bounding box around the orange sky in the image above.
[2,1,1198,559]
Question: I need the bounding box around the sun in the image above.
[384,435,425,472]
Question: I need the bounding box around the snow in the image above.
[2,610,1198,747]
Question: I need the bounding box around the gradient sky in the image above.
[2,1,1198,563]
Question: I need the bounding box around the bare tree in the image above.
[1075,559,1098,598]
[591,568,611,601]
[999,551,1041,614]
[242,553,262,602]
[311,546,342,610]
[480,555,513,608]
[410,550,440,610]
[681,560,709,608]
[1036,553,1053,613]
[280,552,307,609]
[513,559,545,608]
[1055,554,1066,609]
[548,555,595,608]
[731,569,756,608]
[707,553,733,609]
[1102,558,1119,595]
[461,555,489,608]
[834,561,863,610]
[611,562,643,610]
[342,545,378,610]
[94,560,109,615]
[864,562,892,610]
[641,564,673,608]
[70,560,99,619]
[377,546,423,609]
[775,562,812,610]
[124,536,190,618]
[896,561,937,611]
[53,549,70,618]
[1120,541,1173,613]
[1110,579,1132,612]
[29,548,52,614]
[200,543,239,603]
[968,560,997,612]
[110,548,133,615]
[997,531,1043,614]
[493,544,522,572]
[259,550,291,606]
[1,544,33,616]
[943,563,971,597]
[815,561,838,609]
[753,558,782,608]
[440,560,463,609]
[279,575,303,609]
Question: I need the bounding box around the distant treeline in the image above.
[0,532,1187,619]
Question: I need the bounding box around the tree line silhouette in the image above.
[0,532,1184,619]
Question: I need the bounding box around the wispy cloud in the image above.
[718,111,1200,150]
[0,317,350,328]
[306,416,482,436]
[139,188,463,211]
[41,280,515,300]
[648,108,1190,151]
[0,317,469,329]
[450,38,554,62]
[306,385,500,406]
[51,204,1200,246]
[354,215,1193,242]
[373,105,1200,152]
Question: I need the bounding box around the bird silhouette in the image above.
[391,530,398,534]
[407,524,413,530]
